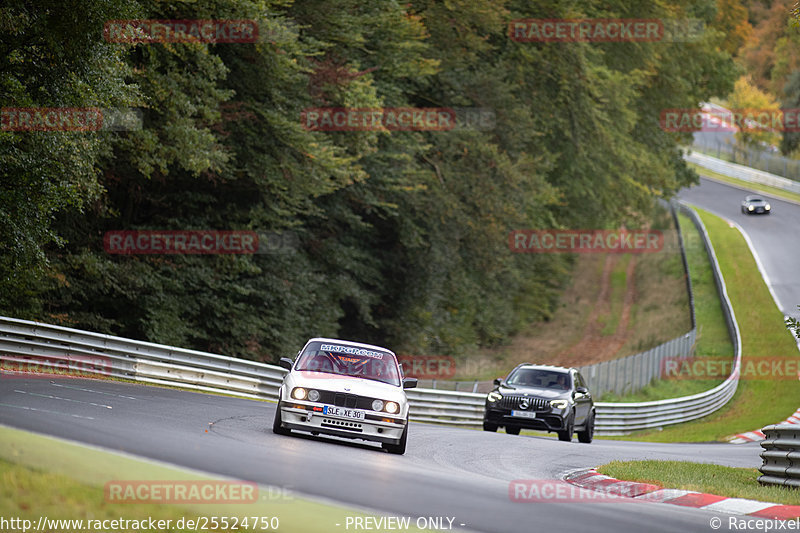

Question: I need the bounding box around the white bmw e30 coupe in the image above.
[272,337,417,454]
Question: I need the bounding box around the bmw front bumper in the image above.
[278,401,406,444]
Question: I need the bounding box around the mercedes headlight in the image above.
[748,205,754,211]
[765,204,771,210]
[487,392,502,402]
[384,401,400,414]
[291,387,307,400]
[550,399,569,409]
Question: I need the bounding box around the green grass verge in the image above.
[687,161,800,205]
[596,460,800,509]
[611,207,800,441]
[599,212,732,403]
[0,425,425,532]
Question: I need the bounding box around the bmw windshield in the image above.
[295,341,401,386]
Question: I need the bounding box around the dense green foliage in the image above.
[0,0,736,361]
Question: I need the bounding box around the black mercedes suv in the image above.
[483,363,595,443]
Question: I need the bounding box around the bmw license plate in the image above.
[511,410,536,419]
[323,406,365,420]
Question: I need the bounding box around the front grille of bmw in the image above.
[498,395,550,411]
[314,391,378,411]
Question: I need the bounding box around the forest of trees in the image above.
[1,0,745,362]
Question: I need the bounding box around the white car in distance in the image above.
[273,338,416,454]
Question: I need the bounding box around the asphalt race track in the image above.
[2,177,797,533]
[678,177,800,320]
[0,378,763,533]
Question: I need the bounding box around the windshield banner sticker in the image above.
[320,344,385,359]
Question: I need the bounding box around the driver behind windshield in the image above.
[295,342,401,386]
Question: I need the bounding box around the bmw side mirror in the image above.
[278,357,293,370]
[574,386,589,396]
[402,377,418,389]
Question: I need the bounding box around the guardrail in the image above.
[685,151,800,194]
[676,200,742,361]
[0,315,491,425]
[418,328,698,398]
[588,201,743,436]
[0,204,743,434]
[691,136,800,183]
[758,425,800,488]
[0,318,286,399]
[578,330,696,399]
[404,389,484,425]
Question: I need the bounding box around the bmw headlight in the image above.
[765,204,771,210]
[748,205,754,211]
[291,387,307,400]
[384,401,400,414]
[550,399,569,409]
[487,392,502,402]
[372,399,384,412]
[307,389,320,402]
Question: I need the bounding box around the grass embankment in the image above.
[599,211,732,402]
[612,207,800,442]
[597,461,800,509]
[614,221,690,358]
[453,205,691,381]
[0,425,424,532]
